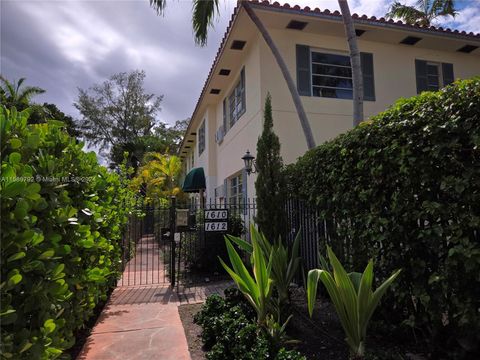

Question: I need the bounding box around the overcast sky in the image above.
[2,0,479,127]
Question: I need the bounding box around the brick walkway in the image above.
[77,235,232,360]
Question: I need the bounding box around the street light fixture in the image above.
[242,150,257,176]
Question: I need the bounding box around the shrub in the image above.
[194,288,305,360]
[0,107,134,359]
[284,78,480,357]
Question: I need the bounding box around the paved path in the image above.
[78,235,232,360]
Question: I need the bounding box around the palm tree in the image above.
[0,76,45,110]
[338,0,363,127]
[387,0,457,26]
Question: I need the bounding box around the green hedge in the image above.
[285,78,480,357]
[0,107,134,359]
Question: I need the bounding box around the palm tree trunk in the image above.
[242,2,316,150]
[338,0,364,127]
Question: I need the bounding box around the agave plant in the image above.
[226,227,301,308]
[307,246,401,358]
[219,224,273,326]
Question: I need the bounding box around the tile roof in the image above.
[180,0,479,155]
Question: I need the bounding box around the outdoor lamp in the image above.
[242,150,257,175]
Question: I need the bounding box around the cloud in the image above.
[1,0,478,132]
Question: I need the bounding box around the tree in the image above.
[387,0,457,26]
[255,93,286,243]
[74,70,163,166]
[1,76,79,137]
[338,0,364,127]
[131,152,183,203]
[0,76,45,109]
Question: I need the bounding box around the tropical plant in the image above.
[0,106,135,359]
[131,152,183,202]
[226,228,301,311]
[387,0,457,26]
[219,224,273,327]
[0,76,45,109]
[307,246,401,358]
[255,93,287,242]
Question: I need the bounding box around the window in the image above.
[426,62,440,91]
[311,51,353,99]
[415,60,453,94]
[296,45,375,101]
[226,68,246,129]
[229,174,243,207]
[198,120,205,155]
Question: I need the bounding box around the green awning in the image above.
[182,167,206,193]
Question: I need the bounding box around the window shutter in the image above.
[241,67,246,113]
[442,63,454,86]
[222,99,227,132]
[360,52,375,101]
[415,59,428,94]
[224,178,228,201]
[296,45,311,96]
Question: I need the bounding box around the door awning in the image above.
[182,167,206,193]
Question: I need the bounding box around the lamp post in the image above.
[241,150,257,176]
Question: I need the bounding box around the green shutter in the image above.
[442,63,454,86]
[360,52,375,101]
[296,45,311,96]
[222,98,227,132]
[415,59,428,94]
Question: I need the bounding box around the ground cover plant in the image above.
[0,106,135,359]
[285,78,480,358]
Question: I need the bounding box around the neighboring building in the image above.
[179,0,480,203]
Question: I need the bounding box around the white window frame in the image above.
[225,68,246,131]
[228,172,243,208]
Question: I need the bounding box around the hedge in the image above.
[284,78,480,358]
[0,107,134,359]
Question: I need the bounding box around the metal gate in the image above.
[118,197,257,288]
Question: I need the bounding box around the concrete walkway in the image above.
[78,235,232,360]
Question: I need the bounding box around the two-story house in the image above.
[179,0,480,204]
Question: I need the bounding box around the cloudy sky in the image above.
[2,0,479,127]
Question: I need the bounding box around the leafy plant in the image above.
[307,246,401,358]
[285,78,480,357]
[219,224,273,327]
[0,106,134,359]
[227,228,301,309]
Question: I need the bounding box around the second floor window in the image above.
[198,120,205,155]
[227,67,246,128]
[311,51,353,99]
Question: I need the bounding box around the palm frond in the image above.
[192,0,219,46]
[434,0,457,18]
[149,0,167,15]
[0,75,16,98]
[387,1,428,25]
[18,86,46,103]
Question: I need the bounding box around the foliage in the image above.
[386,0,457,26]
[228,227,301,311]
[0,76,78,138]
[74,70,162,165]
[193,288,305,360]
[0,106,135,359]
[307,246,401,358]
[255,93,287,242]
[150,0,220,46]
[219,224,273,327]
[0,76,45,109]
[284,78,480,357]
[131,152,183,202]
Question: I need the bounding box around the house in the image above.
[179,0,480,204]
